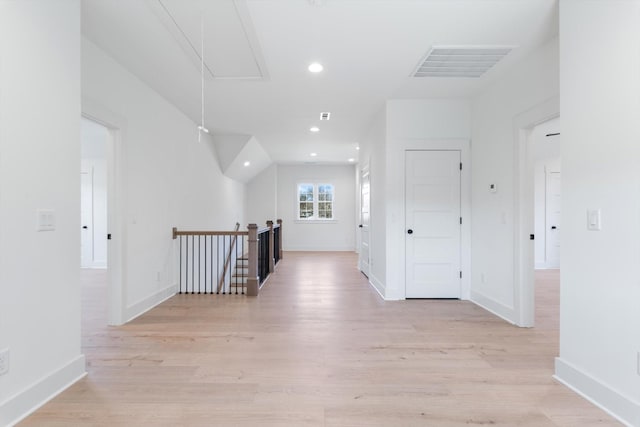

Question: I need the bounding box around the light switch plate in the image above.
[37,209,55,232]
[0,348,9,376]
[587,209,601,231]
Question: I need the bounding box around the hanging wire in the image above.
[198,12,209,141]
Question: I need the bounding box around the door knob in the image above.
[551,226,557,230]
[82,226,88,229]
[407,229,413,234]
[359,224,363,228]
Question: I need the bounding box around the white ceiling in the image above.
[81,0,558,165]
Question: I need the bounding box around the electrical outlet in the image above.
[0,348,9,376]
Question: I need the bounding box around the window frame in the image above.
[296,182,335,222]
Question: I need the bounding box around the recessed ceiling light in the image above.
[348,158,355,162]
[310,152,317,157]
[243,161,250,167]
[310,126,320,133]
[308,62,323,73]
[355,146,360,150]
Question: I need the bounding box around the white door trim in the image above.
[385,138,470,301]
[82,99,128,326]
[358,162,371,277]
[513,96,559,327]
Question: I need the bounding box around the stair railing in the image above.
[172,220,282,297]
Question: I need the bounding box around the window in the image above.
[297,183,334,220]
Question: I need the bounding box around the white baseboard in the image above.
[368,273,386,299]
[282,246,356,251]
[554,358,639,427]
[125,283,178,323]
[0,355,86,427]
[470,291,517,325]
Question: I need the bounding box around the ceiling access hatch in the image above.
[149,0,269,80]
[412,46,514,78]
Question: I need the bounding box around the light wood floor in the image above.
[22,253,619,426]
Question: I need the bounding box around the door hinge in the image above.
[459,162,462,170]
[107,233,112,240]
[459,271,462,279]
[459,217,462,225]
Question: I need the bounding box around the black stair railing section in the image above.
[173,225,247,295]
[273,223,281,264]
[172,220,282,297]
[258,227,270,284]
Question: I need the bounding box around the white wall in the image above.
[385,100,471,300]
[531,118,560,269]
[470,37,559,322]
[246,163,278,226]
[82,38,245,321]
[556,2,640,424]
[81,118,108,268]
[277,165,356,251]
[0,1,85,425]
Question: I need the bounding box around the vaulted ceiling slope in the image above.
[81,0,558,164]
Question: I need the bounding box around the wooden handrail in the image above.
[217,223,241,293]
[173,228,247,239]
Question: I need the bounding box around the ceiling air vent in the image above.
[412,46,513,78]
[320,112,331,121]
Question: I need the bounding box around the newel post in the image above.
[246,223,259,296]
[267,220,275,274]
[277,219,283,260]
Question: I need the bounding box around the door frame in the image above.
[385,138,470,300]
[358,162,371,277]
[513,96,559,327]
[404,149,462,299]
[82,100,127,326]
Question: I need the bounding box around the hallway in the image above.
[22,253,617,426]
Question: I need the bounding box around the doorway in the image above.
[81,118,109,332]
[531,118,561,332]
[513,96,559,327]
[80,111,125,326]
[359,164,371,278]
[81,118,108,269]
[405,150,461,298]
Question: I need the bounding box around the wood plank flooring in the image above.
[21,253,620,426]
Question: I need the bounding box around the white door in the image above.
[545,170,561,268]
[359,166,371,277]
[80,170,93,267]
[405,150,461,298]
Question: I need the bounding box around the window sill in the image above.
[295,219,337,224]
